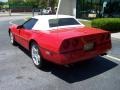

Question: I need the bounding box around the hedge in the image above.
[91,18,120,32]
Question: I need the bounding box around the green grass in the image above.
[80,21,91,27]
[25,17,31,20]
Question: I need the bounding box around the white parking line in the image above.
[111,33,120,39]
[106,55,120,61]
[9,18,26,25]
[9,19,15,25]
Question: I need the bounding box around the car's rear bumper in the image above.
[40,41,111,65]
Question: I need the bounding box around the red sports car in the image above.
[9,15,112,68]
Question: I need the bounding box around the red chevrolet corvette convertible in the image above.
[9,15,112,68]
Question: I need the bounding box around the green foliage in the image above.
[0,1,4,5]
[49,0,58,13]
[9,0,27,8]
[0,1,5,9]
[25,0,40,8]
[80,21,91,27]
[9,0,24,4]
[39,0,47,8]
[8,0,58,9]
[92,18,120,32]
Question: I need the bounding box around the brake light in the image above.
[72,39,79,47]
[60,38,82,53]
[101,34,105,41]
[62,40,70,49]
[106,33,110,39]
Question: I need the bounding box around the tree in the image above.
[25,0,40,8]
[8,0,24,4]
[0,1,4,9]
[7,0,58,11]
[8,0,24,8]
[49,0,58,13]
[39,0,47,8]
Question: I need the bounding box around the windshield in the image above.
[49,18,80,28]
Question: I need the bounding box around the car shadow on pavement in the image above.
[18,45,118,83]
[47,57,118,83]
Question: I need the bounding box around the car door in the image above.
[19,18,38,49]
[12,25,21,43]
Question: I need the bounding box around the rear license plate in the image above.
[84,43,94,51]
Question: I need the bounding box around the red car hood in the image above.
[48,27,109,40]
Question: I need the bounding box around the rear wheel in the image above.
[31,43,44,69]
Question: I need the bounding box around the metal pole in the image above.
[8,0,11,16]
[32,8,34,16]
[9,9,11,16]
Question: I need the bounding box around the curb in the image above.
[111,33,120,39]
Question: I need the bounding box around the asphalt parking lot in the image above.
[0,16,120,90]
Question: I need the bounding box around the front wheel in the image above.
[31,43,44,69]
[10,32,16,45]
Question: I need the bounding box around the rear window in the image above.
[49,18,80,27]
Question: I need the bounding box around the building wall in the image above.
[57,0,120,18]
[76,0,120,18]
[57,0,76,16]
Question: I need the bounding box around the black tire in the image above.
[9,32,17,45]
[31,42,44,69]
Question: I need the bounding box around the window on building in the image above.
[76,0,120,18]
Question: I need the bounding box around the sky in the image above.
[0,0,8,2]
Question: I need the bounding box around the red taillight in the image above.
[62,40,70,49]
[100,34,105,41]
[72,39,79,47]
[106,33,110,39]
[101,33,111,40]
[60,38,82,53]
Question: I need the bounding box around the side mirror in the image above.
[17,25,24,29]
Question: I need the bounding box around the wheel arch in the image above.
[29,39,39,51]
[8,28,11,36]
[29,39,45,60]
